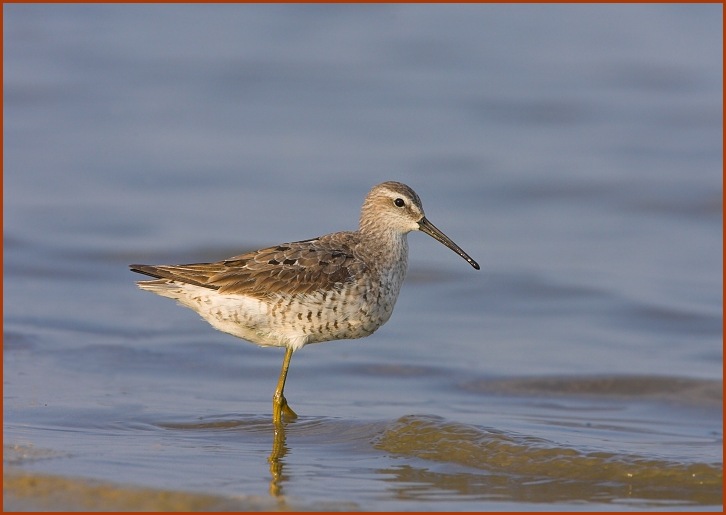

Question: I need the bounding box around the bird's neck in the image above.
[358,227,408,270]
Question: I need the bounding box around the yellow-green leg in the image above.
[273,347,298,425]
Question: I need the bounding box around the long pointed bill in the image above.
[418,217,480,270]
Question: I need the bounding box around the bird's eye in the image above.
[394,198,405,208]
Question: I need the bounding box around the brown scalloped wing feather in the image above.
[133,233,365,298]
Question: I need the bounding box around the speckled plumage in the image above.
[130,181,479,423]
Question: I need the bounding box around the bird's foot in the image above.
[273,393,298,425]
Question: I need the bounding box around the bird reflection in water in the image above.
[268,422,290,499]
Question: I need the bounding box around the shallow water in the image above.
[4,4,722,511]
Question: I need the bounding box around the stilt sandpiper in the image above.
[130,181,479,424]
